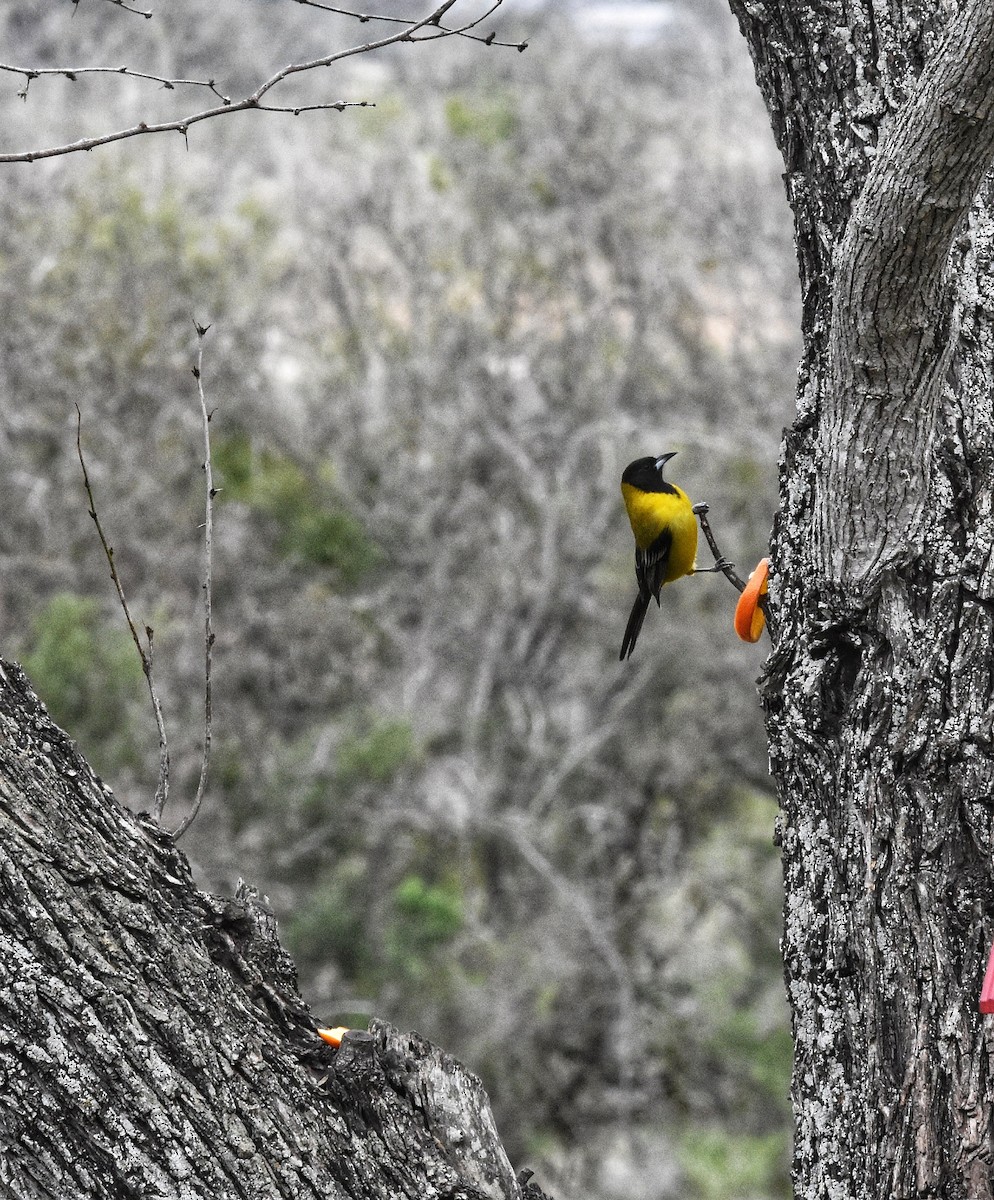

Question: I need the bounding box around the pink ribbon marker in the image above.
[981,941,994,1014]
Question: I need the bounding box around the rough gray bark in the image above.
[0,658,546,1200]
[725,0,994,1196]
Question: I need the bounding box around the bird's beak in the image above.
[654,452,677,470]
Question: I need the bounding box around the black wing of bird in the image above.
[620,529,672,660]
[637,527,672,606]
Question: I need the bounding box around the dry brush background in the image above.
[0,2,798,1196]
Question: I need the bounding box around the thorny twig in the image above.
[76,405,170,818]
[172,322,215,841]
[2,0,523,162]
[250,101,371,116]
[3,63,230,104]
[74,0,154,18]
[293,0,528,51]
[692,502,776,641]
[693,502,747,591]
[76,326,219,832]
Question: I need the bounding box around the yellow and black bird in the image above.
[619,452,699,660]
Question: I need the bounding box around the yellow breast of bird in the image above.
[621,483,698,582]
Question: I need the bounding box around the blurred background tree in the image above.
[0,2,798,1196]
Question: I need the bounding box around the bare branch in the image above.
[172,324,215,842]
[74,0,154,17]
[1,0,522,163]
[75,405,170,819]
[252,100,372,115]
[1,63,230,105]
[293,0,528,51]
[405,0,526,47]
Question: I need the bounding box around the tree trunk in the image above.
[725,0,994,1195]
[0,659,546,1200]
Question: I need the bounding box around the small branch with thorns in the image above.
[292,0,528,50]
[2,0,522,162]
[76,405,171,820]
[74,0,154,18]
[172,322,216,840]
[3,63,230,104]
[692,502,775,641]
[76,323,217,838]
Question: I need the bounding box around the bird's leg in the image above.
[691,503,747,592]
[691,503,776,641]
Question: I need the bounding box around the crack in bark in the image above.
[824,0,994,586]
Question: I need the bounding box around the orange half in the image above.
[734,558,769,643]
[317,1026,350,1048]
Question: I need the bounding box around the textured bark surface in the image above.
[725,0,994,1197]
[0,659,544,1200]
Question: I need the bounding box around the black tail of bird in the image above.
[619,589,651,660]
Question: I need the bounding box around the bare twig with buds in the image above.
[1,0,524,163]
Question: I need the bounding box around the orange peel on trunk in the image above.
[317,1026,351,1048]
[734,558,769,643]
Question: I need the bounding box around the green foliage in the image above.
[22,593,144,774]
[20,176,278,380]
[444,93,518,147]
[288,719,417,824]
[658,790,790,1197]
[528,173,557,209]
[357,93,405,139]
[713,1009,792,1103]
[215,433,380,580]
[380,869,466,993]
[213,431,255,499]
[678,1129,789,1200]
[428,154,452,193]
[285,856,374,981]
[336,718,417,787]
[287,866,463,995]
[389,874,463,957]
